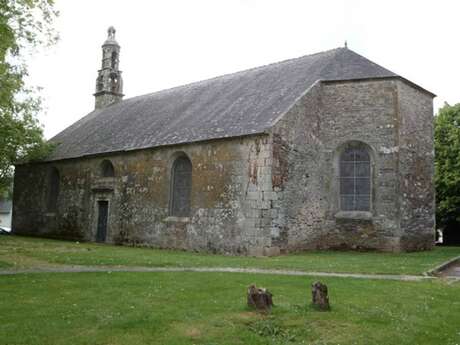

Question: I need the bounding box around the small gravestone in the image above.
[311,281,330,311]
[247,284,273,311]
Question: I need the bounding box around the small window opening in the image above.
[101,160,115,177]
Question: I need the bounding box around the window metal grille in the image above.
[171,156,192,217]
[339,148,370,211]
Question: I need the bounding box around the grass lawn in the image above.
[1,235,459,275]
[1,271,459,345]
[0,259,11,268]
[1,236,459,344]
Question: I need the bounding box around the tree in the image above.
[434,103,460,244]
[0,0,58,195]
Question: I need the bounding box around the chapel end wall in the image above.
[270,79,434,252]
[12,135,275,255]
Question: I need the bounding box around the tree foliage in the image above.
[0,0,58,195]
[434,103,460,237]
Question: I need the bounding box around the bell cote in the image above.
[94,26,124,109]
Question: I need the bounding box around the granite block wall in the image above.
[13,135,278,255]
[270,79,435,252]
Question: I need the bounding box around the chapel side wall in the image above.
[272,80,404,251]
[396,81,435,250]
[12,135,273,254]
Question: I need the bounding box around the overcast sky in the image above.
[27,0,460,138]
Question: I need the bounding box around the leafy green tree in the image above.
[0,0,58,195]
[434,103,460,243]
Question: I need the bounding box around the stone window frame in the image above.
[168,152,193,219]
[46,166,60,213]
[100,159,115,178]
[333,140,375,220]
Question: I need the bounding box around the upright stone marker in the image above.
[311,281,330,311]
[247,284,273,311]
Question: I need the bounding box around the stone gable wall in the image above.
[270,79,434,252]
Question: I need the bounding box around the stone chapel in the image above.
[12,27,436,254]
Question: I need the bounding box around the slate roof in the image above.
[47,47,419,161]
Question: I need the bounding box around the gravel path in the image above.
[0,265,438,281]
[439,260,460,278]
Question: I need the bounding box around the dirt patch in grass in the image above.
[183,326,202,338]
[0,253,66,270]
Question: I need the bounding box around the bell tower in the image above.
[94,26,124,109]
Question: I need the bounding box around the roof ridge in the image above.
[317,47,345,80]
[47,46,428,162]
[121,47,344,104]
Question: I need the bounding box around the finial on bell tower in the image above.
[344,40,348,48]
[107,26,116,40]
[94,26,124,109]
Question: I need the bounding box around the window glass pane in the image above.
[355,162,370,177]
[356,178,370,195]
[340,195,355,211]
[354,149,370,162]
[340,162,354,177]
[339,145,371,211]
[355,196,370,211]
[340,178,355,195]
[171,157,192,217]
[341,150,355,162]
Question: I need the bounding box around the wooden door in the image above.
[96,200,109,242]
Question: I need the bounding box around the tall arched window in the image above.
[47,167,60,212]
[170,155,192,217]
[339,145,371,211]
[101,160,115,177]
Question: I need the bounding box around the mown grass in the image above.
[0,259,11,268]
[0,271,459,345]
[1,235,459,275]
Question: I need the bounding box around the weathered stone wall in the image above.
[269,82,324,252]
[13,135,277,254]
[396,81,435,250]
[12,78,435,254]
[271,79,434,252]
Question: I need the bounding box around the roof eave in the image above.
[20,131,271,165]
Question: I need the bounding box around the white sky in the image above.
[27,0,460,139]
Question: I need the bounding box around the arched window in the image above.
[101,160,115,177]
[339,145,371,211]
[170,155,192,217]
[47,167,60,212]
